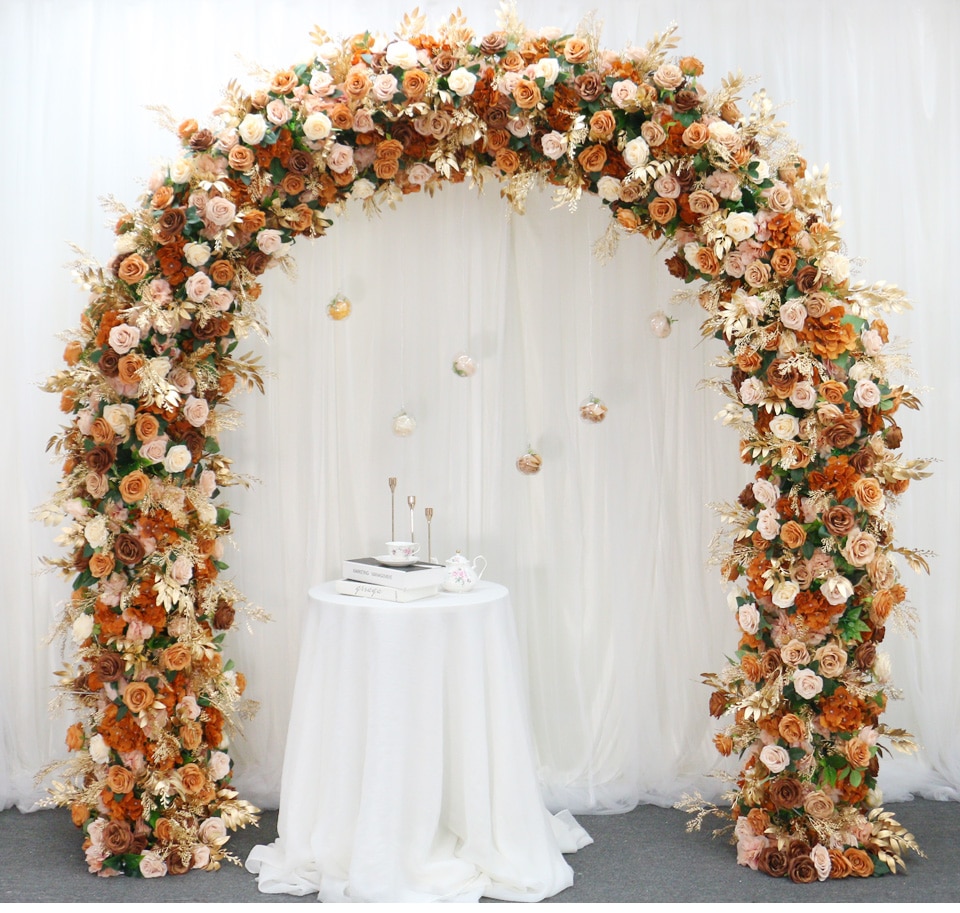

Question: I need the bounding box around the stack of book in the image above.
[336,557,447,603]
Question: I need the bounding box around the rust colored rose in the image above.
[94,651,124,683]
[495,149,521,174]
[123,681,156,714]
[513,79,542,110]
[828,849,852,878]
[245,250,269,276]
[85,444,116,474]
[794,264,822,293]
[180,721,203,752]
[88,552,116,579]
[788,855,818,884]
[117,354,145,385]
[65,722,84,751]
[779,521,807,550]
[573,72,604,102]
[760,649,782,678]
[741,652,762,683]
[70,803,88,827]
[280,173,306,197]
[678,56,704,76]
[157,208,186,241]
[844,848,875,877]
[114,533,146,566]
[745,808,769,836]
[376,139,404,161]
[768,777,804,809]
[106,764,136,794]
[713,732,733,755]
[153,817,174,844]
[117,254,149,285]
[119,470,149,504]
[484,128,510,153]
[228,145,256,172]
[179,763,207,796]
[802,789,835,820]
[757,847,788,877]
[708,690,727,718]
[577,144,607,174]
[102,820,134,856]
[213,601,236,630]
[849,448,877,475]
[770,248,798,278]
[822,505,856,538]
[589,110,617,142]
[777,713,805,746]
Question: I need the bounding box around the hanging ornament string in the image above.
[393,278,415,435]
[512,209,542,474]
[579,217,606,424]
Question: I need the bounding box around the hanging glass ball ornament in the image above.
[392,410,416,437]
[516,450,543,475]
[452,353,477,377]
[327,293,352,321]
[579,395,608,424]
[649,310,674,338]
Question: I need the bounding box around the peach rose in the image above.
[780,639,810,666]
[853,477,884,514]
[842,529,877,567]
[373,159,400,180]
[162,644,193,672]
[178,763,207,796]
[119,470,150,504]
[513,79,542,110]
[577,144,607,174]
[844,737,872,769]
[89,417,114,445]
[744,260,771,288]
[814,642,848,678]
[562,37,590,64]
[687,190,718,215]
[681,122,709,148]
[117,254,149,285]
[648,197,677,224]
[779,521,807,550]
[106,764,135,794]
[88,552,116,579]
[123,681,156,713]
[402,69,428,100]
[690,246,720,276]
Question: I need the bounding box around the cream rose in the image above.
[531,57,560,86]
[351,178,375,200]
[108,324,141,355]
[303,112,333,142]
[448,67,478,97]
[739,377,765,405]
[184,242,212,267]
[163,444,192,474]
[725,211,756,244]
[238,113,267,146]
[861,329,884,356]
[84,515,108,548]
[596,175,621,202]
[819,251,850,284]
[756,507,781,541]
[772,580,800,609]
[385,39,419,69]
[182,395,210,428]
[793,668,824,699]
[72,613,94,644]
[769,413,800,441]
[759,744,791,774]
[103,403,136,436]
[853,379,882,408]
[622,137,650,169]
[89,733,110,764]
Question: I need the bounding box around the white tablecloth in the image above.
[246,580,591,902]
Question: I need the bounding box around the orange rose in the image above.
[280,173,306,197]
[119,470,150,504]
[740,653,762,683]
[589,110,617,142]
[770,248,798,277]
[376,139,404,161]
[562,37,590,64]
[88,552,116,579]
[89,417,115,445]
[123,681,156,714]
[402,69,428,100]
[106,764,136,794]
[681,121,709,149]
[690,246,720,276]
[153,817,174,844]
[844,847,875,877]
[779,520,807,550]
[828,848,852,878]
[777,713,806,746]
[502,50,525,72]
[117,254,149,285]
[286,204,314,233]
[343,68,371,100]
[736,348,763,374]
[178,763,207,796]
[177,119,198,141]
[648,197,677,224]
[241,210,267,233]
[512,79,542,110]
[577,145,607,172]
[63,340,83,366]
[135,413,160,442]
[65,722,84,751]
[679,56,704,76]
[117,354,145,385]
[180,721,203,752]
[162,643,193,672]
[373,158,400,180]
[495,149,521,174]
[70,802,89,827]
[713,732,733,756]
[746,808,770,836]
[616,209,639,232]
[329,103,353,131]
[844,737,872,769]
[151,186,174,209]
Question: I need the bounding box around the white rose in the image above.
[447,67,478,97]
[853,379,881,408]
[103,403,136,435]
[114,233,139,255]
[756,507,781,541]
[163,444,192,474]
[725,211,757,244]
[385,40,419,69]
[752,478,779,507]
[72,613,94,644]
[183,242,212,267]
[168,158,193,185]
[108,324,141,355]
[821,574,854,606]
[819,251,850,284]
[303,112,333,142]
[89,734,110,764]
[779,300,807,331]
[789,382,817,411]
[531,57,560,86]
[769,413,800,440]
[759,745,791,774]
[793,668,824,700]
[314,42,340,65]
[596,175,621,202]
[540,130,568,160]
[182,395,210,428]
[622,137,650,169]
[739,377,766,405]
[238,113,267,146]
[256,229,286,256]
[84,516,108,548]
[372,73,398,102]
[351,178,375,200]
[737,603,760,635]
[771,579,799,608]
[743,294,765,318]
[185,272,212,303]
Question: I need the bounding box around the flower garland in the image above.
[41,6,928,881]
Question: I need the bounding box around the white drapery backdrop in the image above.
[3,0,958,816]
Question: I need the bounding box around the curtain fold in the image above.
[2,0,956,814]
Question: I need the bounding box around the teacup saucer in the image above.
[375,555,421,567]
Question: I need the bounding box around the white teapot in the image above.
[442,551,487,593]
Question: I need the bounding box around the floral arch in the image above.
[42,6,927,883]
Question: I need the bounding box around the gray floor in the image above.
[0,800,956,903]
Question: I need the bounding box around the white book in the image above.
[334,578,440,603]
[342,557,446,590]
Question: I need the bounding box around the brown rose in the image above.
[484,128,510,153]
[573,72,604,102]
[85,444,116,474]
[106,764,136,794]
[804,290,832,318]
[648,197,678,224]
[102,820,134,856]
[820,416,860,451]
[777,713,806,746]
[788,855,818,884]
[479,31,507,55]
[213,601,236,630]
[98,349,120,378]
[88,552,116,579]
[854,641,877,670]
[844,848,875,877]
[760,649,782,678]
[94,651,125,683]
[577,144,607,174]
[850,448,877,475]
[117,254,149,285]
[123,681,155,713]
[178,763,207,796]
[779,521,807,550]
[157,208,186,241]
[513,79,542,110]
[794,265,822,293]
[114,533,146,566]
[167,852,192,876]
[189,129,214,152]
[756,847,788,877]
[823,505,857,538]
[119,470,150,504]
[768,777,804,809]
[589,110,617,142]
[802,790,835,820]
